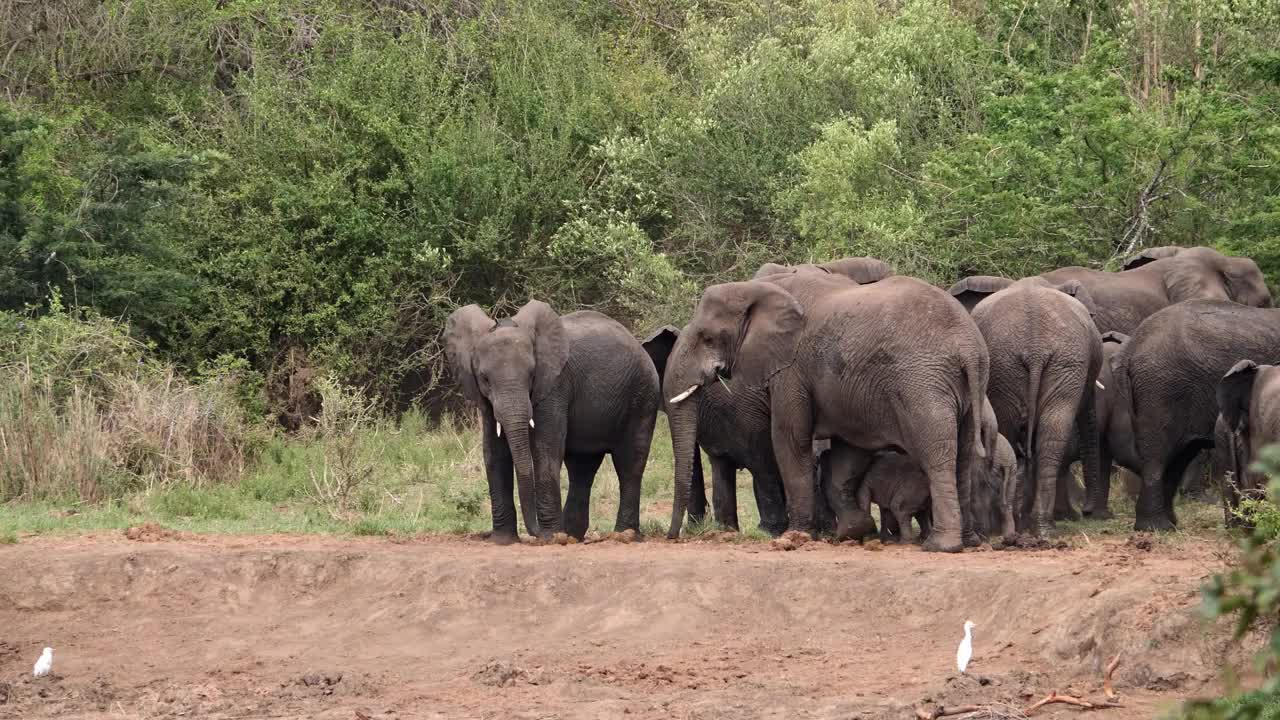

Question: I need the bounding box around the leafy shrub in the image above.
[1187,445,1280,718]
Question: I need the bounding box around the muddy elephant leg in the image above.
[769,381,818,534]
[1053,465,1081,521]
[810,454,835,537]
[687,445,708,526]
[1030,405,1075,537]
[481,406,518,544]
[900,404,964,552]
[824,441,876,540]
[564,453,606,539]
[710,455,740,531]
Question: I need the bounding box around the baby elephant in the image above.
[858,434,1020,543]
[1216,360,1280,523]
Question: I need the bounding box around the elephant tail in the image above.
[1024,357,1044,462]
[963,354,986,459]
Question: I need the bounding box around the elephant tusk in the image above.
[529,418,535,429]
[496,421,502,437]
[669,385,699,404]
[1095,380,1106,390]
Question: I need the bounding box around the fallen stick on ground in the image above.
[1024,690,1096,714]
[1103,653,1122,702]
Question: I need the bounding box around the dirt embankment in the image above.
[0,533,1255,719]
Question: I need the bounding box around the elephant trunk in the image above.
[666,391,701,539]
[493,388,543,538]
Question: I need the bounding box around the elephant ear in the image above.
[1219,360,1261,433]
[819,256,895,285]
[444,304,496,402]
[641,325,680,383]
[1052,280,1098,318]
[1163,254,1232,303]
[947,276,1015,313]
[512,300,569,404]
[1122,246,1183,270]
[1100,331,1130,346]
[697,281,805,386]
[753,262,792,280]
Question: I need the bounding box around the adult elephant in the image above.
[664,271,989,552]
[949,276,1102,536]
[1114,300,1280,531]
[643,325,789,536]
[445,301,660,542]
[1037,246,1270,335]
[646,256,896,536]
[1216,360,1280,522]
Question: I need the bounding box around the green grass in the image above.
[0,414,1234,545]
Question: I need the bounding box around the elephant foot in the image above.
[922,535,963,553]
[759,523,788,538]
[490,531,519,546]
[1134,514,1176,532]
[1053,506,1081,522]
[962,531,982,548]
[1083,507,1114,521]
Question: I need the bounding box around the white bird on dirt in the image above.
[33,647,53,678]
[956,620,975,673]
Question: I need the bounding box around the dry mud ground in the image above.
[0,532,1257,719]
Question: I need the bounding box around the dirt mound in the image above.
[0,534,1258,719]
[123,522,188,542]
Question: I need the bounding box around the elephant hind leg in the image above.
[564,453,606,539]
[610,419,656,536]
[900,405,963,553]
[710,456,741,531]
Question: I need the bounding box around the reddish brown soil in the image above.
[0,532,1256,719]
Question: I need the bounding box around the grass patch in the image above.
[0,530,16,544]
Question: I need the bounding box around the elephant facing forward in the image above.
[1216,360,1280,523]
[663,271,989,552]
[445,301,660,542]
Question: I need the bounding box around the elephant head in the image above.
[663,281,805,537]
[445,300,569,536]
[1135,247,1272,307]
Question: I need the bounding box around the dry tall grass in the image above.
[0,360,261,502]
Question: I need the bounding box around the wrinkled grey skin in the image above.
[664,271,989,553]
[1114,301,1280,531]
[445,301,660,542]
[857,452,933,543]
[1038,246,1271,335]
[856,402,1018,543]
[1057,331,1141,520]
[950,276,1103,537]
[643,326,788,536]
[651,257,895,536]
[1216,360,1280,525]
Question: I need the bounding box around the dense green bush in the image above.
[2,0,1279,413]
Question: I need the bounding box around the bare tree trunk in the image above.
[1082,6,1094,58]
[1193,11,1203,82]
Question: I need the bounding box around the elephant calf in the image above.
[446,301,660,543]
[856,434,1018,543]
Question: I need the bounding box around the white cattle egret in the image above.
[956,620,975,673]
[33,647,53,678]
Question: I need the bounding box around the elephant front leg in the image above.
[770,386,818,535]
[687,445,709,526]
[753,467,790,537]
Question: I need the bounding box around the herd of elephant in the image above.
[444,246,1279,553]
